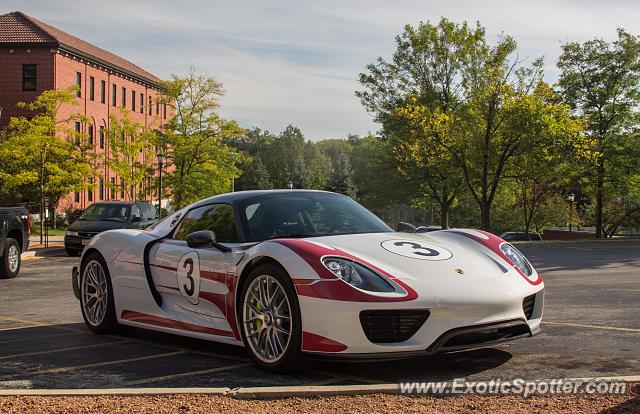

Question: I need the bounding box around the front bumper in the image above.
[299,286,544,355]
[64,235,92,250]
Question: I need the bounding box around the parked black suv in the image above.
[0,207,30,279]
[64,201,158,256]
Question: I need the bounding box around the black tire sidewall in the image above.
[79,252,119,334]
[239,263,303,373]
[0,238,20,279]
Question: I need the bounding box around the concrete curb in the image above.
[0,376,637,398]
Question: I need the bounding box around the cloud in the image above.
[2,0,639,140]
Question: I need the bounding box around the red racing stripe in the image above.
[120,310,234,337]
[302,331,347,352]
[271,239,418,302]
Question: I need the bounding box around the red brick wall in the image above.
[0,47,54,127]
[1,46,171,213]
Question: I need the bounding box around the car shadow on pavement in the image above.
[0,322,513,388]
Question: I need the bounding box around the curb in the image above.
[0,376,637,398]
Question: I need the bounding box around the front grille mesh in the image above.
[522,294,536,319]
[359,310,430,343]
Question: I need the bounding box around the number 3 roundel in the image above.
[177,251,201,304]
[381,239,453,260]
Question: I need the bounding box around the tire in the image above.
[0,238,21,279]
[239,263,303,373]
[79,251,119,334]
[66,248,81,257]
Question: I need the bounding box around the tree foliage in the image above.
[158,70,247,209]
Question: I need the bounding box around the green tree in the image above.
[317,140,356,197]
[0,88,95,236]
[260,125,309,188]
[158,70,247,208]
[236,155,273,190]
[558,29,640,237]
[107,110,155,200]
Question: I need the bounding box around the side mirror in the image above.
[397,221,416,233]
[186,230,231,252]
[132,216,142,223]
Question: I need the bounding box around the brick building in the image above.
[0,11,170,212]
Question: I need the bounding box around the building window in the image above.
[122,87,126,107]
[76,72,82,97]
[88,125,94,145]
[74,192,80,203]
[156,101,159,115]
[89,76,95,101]
[100,80,106,104]
[88,178,93,202]
[99,126,105,149]
[110,178,116,199]
[148,96,152,115]
[22,64,37,91]
[112,84,117,106]
[99,178,104,200]
[140,93,144,114]
[163,103,167,119]
[120,178,125,199]
[131,90,136,111]
[74,122,81,145]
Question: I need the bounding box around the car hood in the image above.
[296,231,538,305]
[305,231,517,284]
[69,219,130,232]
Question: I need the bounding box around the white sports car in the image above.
[72,190,543,372]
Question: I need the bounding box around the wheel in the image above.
[80,252,119,334]
[240,263,303,373]
[66,248,81,257]
[0,238,21,279]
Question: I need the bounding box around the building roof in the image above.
[0,11,161,87]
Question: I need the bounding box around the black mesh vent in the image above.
[359,309,430,343]
[522,294,536,320]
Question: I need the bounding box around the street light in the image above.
[156,153,166,218]
[567,193,575,232]
[230,152,236,192]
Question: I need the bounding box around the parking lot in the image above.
[0,241,638,389]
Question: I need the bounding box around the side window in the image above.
[174,204,240,243]
[131,205,141,220]
[139,204,158,220]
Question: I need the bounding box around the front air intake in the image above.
[359,309,430,343]
[522,294,536,320]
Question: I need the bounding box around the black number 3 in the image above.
[182,257,195,296]
[394,241,440,257]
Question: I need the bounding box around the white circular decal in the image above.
[177,251,201,304]
[381,239,453,261]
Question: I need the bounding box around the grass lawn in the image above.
[31,223,67,237]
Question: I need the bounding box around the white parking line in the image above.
[544,321,640,333]
[0,340,131,360]
[124,362,252,386]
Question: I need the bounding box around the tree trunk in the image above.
[440,202,450,229]
[595,159,605,239]
[480,200,491,231]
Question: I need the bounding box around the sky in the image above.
[2,1,640,140]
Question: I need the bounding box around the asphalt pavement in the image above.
[0,240,638,389]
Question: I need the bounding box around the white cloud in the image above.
[2,0,639,139]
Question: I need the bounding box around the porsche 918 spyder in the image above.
[71,190,543,372]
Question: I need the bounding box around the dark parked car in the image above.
[64,202,158,256]
[0,207,30,279]
[500,231,543,242]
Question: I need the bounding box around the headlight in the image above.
[500,243,533,277]
[322,257,395,292]
[66,231,79,236]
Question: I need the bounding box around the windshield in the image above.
[79,204,131,222]
[240,192,392,242]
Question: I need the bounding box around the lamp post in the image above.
[156,153,165,218]
[288,180,294,190]
[567,193,575,232]
[230,152,236,192]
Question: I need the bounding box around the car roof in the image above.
[190,189,339,208]
[87,201,150,206]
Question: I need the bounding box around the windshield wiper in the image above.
[102,217,126,222]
